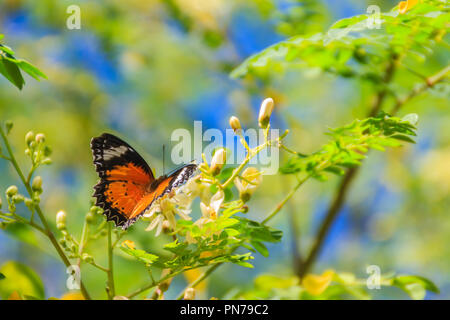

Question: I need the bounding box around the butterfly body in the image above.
[90,133,197,229]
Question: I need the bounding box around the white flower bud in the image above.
[210,148,227,176]
[56,210,67,230]
[229,116,242,133]
[258,97,274,129]
[25,131,35,146]
[184,288,195,300]
[82,253,93,263]
[35,133,46,144]
[32,176,43,192]
[6,185,18,197]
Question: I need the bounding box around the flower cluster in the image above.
[141,97,279,239]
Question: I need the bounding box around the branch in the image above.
[391,65,450,114]
[297,63,449,278]
[175,177,310,299]
[106,222,116,299]
[0,126,92,300]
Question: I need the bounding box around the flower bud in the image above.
[25,198,33,209]
[25,131,35,146]
[35,133,46,144]
[41,158,52,165]
[229,116,242,133]
[12,195,24,203]
[90,205,103,215]
[59,238,67,247]
[81,253,93,263]
[56,210,67,230]
[32,176,43,192]
[0,197,2,209]
[183,288,195,300]
[6,185,18,197]
[258,97,274,129]
[85,211,94,223]
[210,148,226,176]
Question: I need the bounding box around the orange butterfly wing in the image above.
[91,133,154,227]
[125,164,198,229]
[91,133,197,229]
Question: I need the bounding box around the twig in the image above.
[175,263,222,300]
[297,63,449,278]
[106,222,116,299]
[391,65,450,114]
[175,176,310,299]
[0,126,92,299]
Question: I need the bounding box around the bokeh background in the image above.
[0,0,449,299]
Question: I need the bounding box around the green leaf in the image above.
[234,261,254,268]
[250,241,269,257]
[0,58,24,90]
[0,261,45,299]
[392,275,439,300]
[390,134,416,143]
[164,240,187,252]
[120,247,159,266]
[0,273,5,280]
[281,113,417,176]
[17,60,47,80]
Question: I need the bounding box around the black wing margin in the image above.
[90,133,154,227]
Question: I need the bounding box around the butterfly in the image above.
[91,133,197,229]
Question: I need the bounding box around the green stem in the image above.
[175,263,222,300]
[261,176,309,225]
[126,268,185,299]
[175,176,310,299]
[298,63,450,278]
[107,222,116,299]
[0,126,92,300]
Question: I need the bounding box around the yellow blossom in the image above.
[184,268,208,291]
[302,270,335,296]
[61,292,85,300]
[399,0,419,14]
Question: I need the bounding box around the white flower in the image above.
[144,182,197,236]
[186,189,224,244]
[182,175,212,204]
[234,167,262,202]
[198,189,224,223]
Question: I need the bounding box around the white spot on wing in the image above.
[103,145,128,160]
